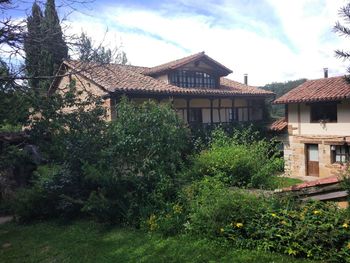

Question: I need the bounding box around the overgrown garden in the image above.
[1,1,350,262]
[1,83,350,261]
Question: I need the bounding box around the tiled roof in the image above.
[60,60,273,97]
[281,176,339,192]
[269,118,287,132]
[144,51,233,76]
[274,76,350,104]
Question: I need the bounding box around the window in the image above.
[189,108,202,123]
[170,70,217,88]
[310,103,337,122]
[332,145,349,163]
[237,108,249,122]
[225,108,234,122]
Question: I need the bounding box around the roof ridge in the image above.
[144,51,232,76]
[274,74,350,104]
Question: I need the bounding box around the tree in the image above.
[24,2,44,91]
[77,32,128,64]
[262,79,307,118]
[39,0,68,91]
[335,2,350,74]
[0,59,29,130]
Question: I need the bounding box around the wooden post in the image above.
[187,98,190,124]
[231,98,235,122]
[210,98,213,124]
[218,98,221,123]
[247,99,251,121]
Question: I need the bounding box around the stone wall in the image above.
[284,135,346,178]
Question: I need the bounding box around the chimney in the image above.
[244,74,248,85]
[323,68,328,78]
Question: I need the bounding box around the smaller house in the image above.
[273,72,350,178]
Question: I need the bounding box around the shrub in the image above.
[15,94,190,225]
[14,164,84,222]
[183,176,268,237]
[83,98,190,224]
[188,128,283,188]
[221,201,350,262]
[150,176,271,237]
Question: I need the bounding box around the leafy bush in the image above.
[188,128,283,188]
[183,176,268,237]
[81,99,189,224]
[14,93,190,225]
[341,166,350,210]
[14,164,84,222]
[221,201,350,262]
[150,175,350,262]
[149,176,273,237]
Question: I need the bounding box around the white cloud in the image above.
[66,0,350,86]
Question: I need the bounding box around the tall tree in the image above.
[40,0,68,90]
[77,32,128,64]
[24,2,43,91]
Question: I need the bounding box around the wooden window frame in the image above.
[189,108,203,123]
[310,102,337,123]
[332,145,350,164]
[169,70,218,88]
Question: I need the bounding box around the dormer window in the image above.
[169,70,217,88]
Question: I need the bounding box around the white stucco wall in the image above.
[288,100,350,136]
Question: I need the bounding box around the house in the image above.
[51,52,273,125]
[273,71,350,178]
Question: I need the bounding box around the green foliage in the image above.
[221,201,350,262]
[24,0,68,92]
[24,2,43,90]
[0,60,30,128]
[261,79,307,118]
[188,127,283,188]
[340,166,350,211]
[77,32,128,64]
[183,177,267,237]
[15,94,189,225]
[153,175,350,262]
[81,98,190,224]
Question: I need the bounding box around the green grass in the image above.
[270,176,303,189]
[0,220,314,263]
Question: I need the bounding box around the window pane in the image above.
[308,145,319,161]
[310,103,337,122]
[336,155,341,162]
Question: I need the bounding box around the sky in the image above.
[4,0,350,86]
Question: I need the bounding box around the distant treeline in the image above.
[261,79,307,118]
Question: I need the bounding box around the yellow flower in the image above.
[343,223,349,228]
[271,213,277,217]
[236,223,243,228]
[148,214,158,231]
[347,242,350,249]
[281,220,287,225]
[173,204,183,214]
[313,210,320,215]
[220,228,225,233]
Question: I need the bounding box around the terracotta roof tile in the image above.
[269,118,287,132]
[274,76,350,104]
[62,60,273,97]
[281,176,340,192]
[144,51,233,76]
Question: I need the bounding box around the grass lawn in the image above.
[0,220,315,263]
[270,176,303,189]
